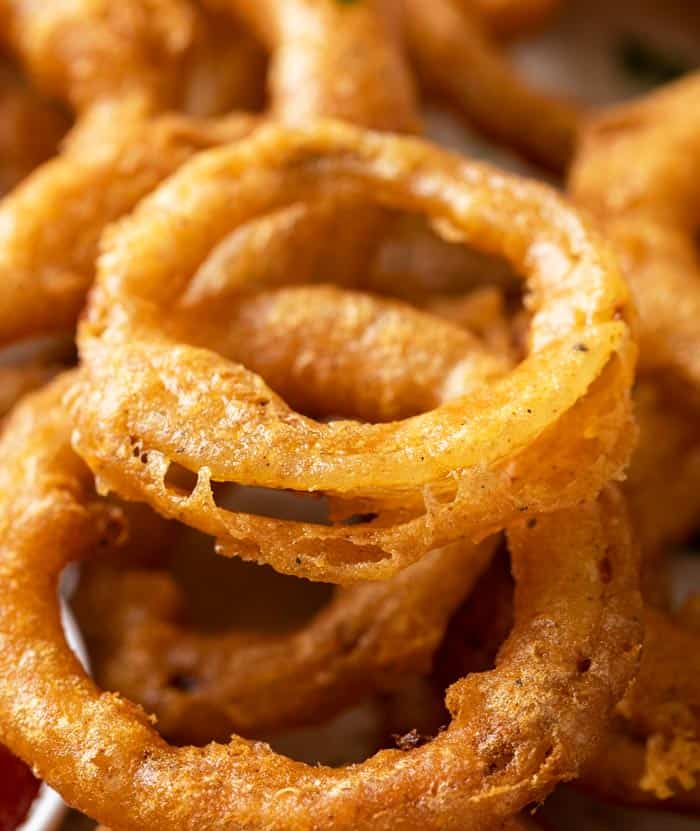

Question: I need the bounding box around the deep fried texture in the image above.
[443,540,700,810]
[0,0,417,350]
[403,0,579,171]
[0,106,256,347]
[0,0,262,348]
[0,376,641,831]
[75,120,635,583]
[580,605,700,810]
[94,817,545,831]
[0,744,39,831]
[570,73,700,402]
[566,77,700,808]
[75,283,507,744]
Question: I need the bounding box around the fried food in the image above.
[0,0,419,354]
[567,74,700,809]
[74,280,511,743]
[0,0,258,349]
[441,530,700,811]
[0,376,642,831]
[74,120,635,582]
[580,606,700,810]
[1,2,699,826]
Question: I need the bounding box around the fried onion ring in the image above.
[74,282,509,743]
[0,0,418,351]
[567,75,700,807]
[0,375,642,831]
[74,120,635,583]
[440,522,700,810]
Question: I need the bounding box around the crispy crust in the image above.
[0,375,641,831]
[75,121,635,582]
[0,0,417,348]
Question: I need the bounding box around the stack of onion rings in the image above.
[74,121,635,582]
[0,374,642,830]
[0,2,699,827]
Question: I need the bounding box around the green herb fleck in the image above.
[618,36,692,87]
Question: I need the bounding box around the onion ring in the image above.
[75,283,508,743]
[95,817,546,831]
[221,0,418,132]
[94,816,545,831]
[0,0,263,349]
[0,375,642,831]
[74,120,635,583]
[0,0,418,351]
[440,521,700,810]
[580,606,700,810]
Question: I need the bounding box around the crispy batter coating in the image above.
[0,0,197,109]
[0,376,641,831]
[0,105,255,347]
[74,121,635,582]
[222,0,418,131]
[581,606,700,810]
[568,75,700,809]
[0,0,417,351]
[75,282,509,743]
[443,531,700,810]
[94,817,544,831]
